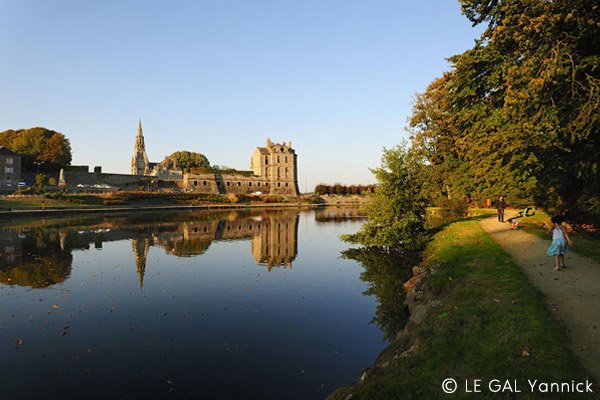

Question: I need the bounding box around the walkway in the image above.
[480,216,600,381]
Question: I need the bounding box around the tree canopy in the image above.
[159,151,211,171]
[0,127,72,171]
[342,144,430,250]
[409,0,599,222]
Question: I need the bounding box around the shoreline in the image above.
[327,215,595,399]
[0,202,332,219]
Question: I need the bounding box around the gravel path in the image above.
[480,216,600,381]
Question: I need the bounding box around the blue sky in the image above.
[0,0,482,190]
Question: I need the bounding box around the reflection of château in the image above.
[1,210,299,289]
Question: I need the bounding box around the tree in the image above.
[409,0,600,222]
[158,151,210,172]
[35,174,46,191]
[342,144,430,250]
[0,127,72,171]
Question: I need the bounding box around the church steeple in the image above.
[131,119,149,175]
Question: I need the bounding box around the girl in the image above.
[546,215,573,271]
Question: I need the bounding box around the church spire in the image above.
[131,119,149,175]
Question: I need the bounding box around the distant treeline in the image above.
[314,184,376,195]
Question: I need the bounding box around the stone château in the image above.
[131,120,300,196]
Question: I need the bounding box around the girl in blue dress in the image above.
[546,215,573,271]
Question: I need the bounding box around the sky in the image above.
[0,0,483,191]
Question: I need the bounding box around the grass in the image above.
[0,196,91,209]
[0,192,304,211]
[328,216,593,399]
[514,209,600,264]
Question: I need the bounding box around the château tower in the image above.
[250,138,299,195]
[131,119,149,175]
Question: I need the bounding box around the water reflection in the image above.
[0,210,299,289]
[342,248,418,341]
[0,208,391,400]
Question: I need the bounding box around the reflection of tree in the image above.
[314,206,366,224]
[341,248,418,341]
[0,233,72,288]
[164,237,212,257]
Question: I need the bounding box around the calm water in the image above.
[0,207,408,399]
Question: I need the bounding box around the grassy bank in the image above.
[514,210,600,264]
[329,216,592,399]
[0,192,325,210]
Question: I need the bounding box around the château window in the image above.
[226,181,231,186]
[277,155,280,163]
[237,182,241,186]
[266,182,269,186]
[257,182,261,187]
[6,158,13,164]
[193,180,198,186]
[4,167,13,173]
[280,147,284,152]
[249,182,252,186]
[285,182,288,187]
[285,156,287,163]
[265,157,268,165]
[217,181,222,186]
[202,181,207,186]
[277,182,281,187]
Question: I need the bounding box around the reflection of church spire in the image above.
[132,238,150,289]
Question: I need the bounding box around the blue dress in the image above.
[546,227,568,256]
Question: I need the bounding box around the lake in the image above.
[0,207,409,399]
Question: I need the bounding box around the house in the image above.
[0,146,21,191]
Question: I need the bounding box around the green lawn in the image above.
[0,196,91,210]
[328,216,592,399]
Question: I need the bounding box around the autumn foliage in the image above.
[0,127,72,171]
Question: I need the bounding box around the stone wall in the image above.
[184,173,274,195]
[60,170,151,189]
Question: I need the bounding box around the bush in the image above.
[437,197,468,218]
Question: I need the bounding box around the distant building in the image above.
[131,119,150,176]
[0,146,21,191]
[251,138,299,195]
[130,120,300,195]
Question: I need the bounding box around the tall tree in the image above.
[410,0,599,220]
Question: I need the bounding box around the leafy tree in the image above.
[0,127,72,171]
[159,151,210,172]
[410,0,600,221]
[342,144,430,250]
[35,174,46,191]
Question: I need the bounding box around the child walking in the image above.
[546,216,573,271]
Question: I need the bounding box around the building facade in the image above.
[0,146,21,191]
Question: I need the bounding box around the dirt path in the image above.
[480,216,600,381]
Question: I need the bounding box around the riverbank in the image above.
[0,192,371,219]
[0,202,323,220]
[328,215,595,399]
